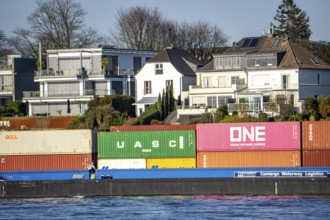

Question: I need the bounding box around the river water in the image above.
[1,195,330,219]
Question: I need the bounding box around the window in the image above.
[203,77,212,88]
[255,59,261,66]
[133,57,141,74]
[215,58,224,69]
[207,96,217,108]
[144,81,152,94]
[267,59,273,66]
[218,96,231,106]
[155,64,163,74]
[224,58,232,69]
[310,57,320,65]
[282,75,289,89]
[272,39,280,48]
[233,57,241,68]
[165,80,173,88]
[231,76,239,85]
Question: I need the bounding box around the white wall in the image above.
[135,62,186,116]
[248,69,298,90]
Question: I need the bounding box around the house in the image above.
[134,47,203,117]
[0,55,38,109]
[177,34,330,123]
[23,46,155,116]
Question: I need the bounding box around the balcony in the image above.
[23,89,115,98]
[189,83,247,95]
[228,102,279,114]
[35,68,136,79]
[0,85,12,93]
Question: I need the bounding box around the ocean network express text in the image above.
[230,126,266,147]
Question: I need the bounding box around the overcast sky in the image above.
[1,0,329,45]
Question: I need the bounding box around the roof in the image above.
[147,47,203,76]
[289,42,330,70]
[198,35,330,71]
[133,97,158,105]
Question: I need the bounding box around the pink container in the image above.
[197,122,300,152]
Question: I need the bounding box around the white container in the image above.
[0,129,92,155]
[97,159,146,169]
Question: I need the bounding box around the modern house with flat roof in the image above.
[23,46,156,116]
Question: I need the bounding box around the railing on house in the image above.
[0,85,12,92]
[228,102,279,113]
[35,68,136,78]
[23,89,115,98]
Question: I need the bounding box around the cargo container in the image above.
[0,154,91,171]
[110,124,196,132]
[302,121,330,150]
[197,151,301,168]
[0,129,92,155]
[196,122,300,152]
[303,150,330,167]
[4,117,78,130]
[147,158,196,169]
[98,130,196,159]
[97,159,146,169]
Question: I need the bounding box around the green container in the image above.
[98,130,196,159]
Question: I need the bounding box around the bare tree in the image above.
[9,0,103,58]
[176,21,227,62]
[111,6,163,50]
[0,30,14,66]
[110,6,227,62]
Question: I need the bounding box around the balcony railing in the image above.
[0,85,12,92]
[23,89,115,98]
[228,102,279,113]
[35,68,136,78]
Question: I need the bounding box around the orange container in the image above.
[110,124,196,132]
[302,121,330,150]
[0,154,91,171]
[197,151,301,168]
[303,150,330,167]
[6,117,78,130]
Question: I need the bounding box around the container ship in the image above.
[1,121,330,198]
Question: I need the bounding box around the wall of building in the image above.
[13,58,39,100]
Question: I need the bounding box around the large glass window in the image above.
[144,81,152,94]
[218,96,231,106]
[207,96,217,108]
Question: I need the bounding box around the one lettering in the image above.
[230,126,265,142]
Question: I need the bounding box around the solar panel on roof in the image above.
[242,39,251,48]
[249,38,259,47]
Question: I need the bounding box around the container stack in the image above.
[97,130,196,169]
[302,121,330,166]
[196,122,301,168]
[0,130,92,171]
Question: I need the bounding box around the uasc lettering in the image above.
[230,126,265,142]
[116,136,184,149]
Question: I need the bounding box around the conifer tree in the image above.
[274,0,311,41]
[157,93,163,120]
